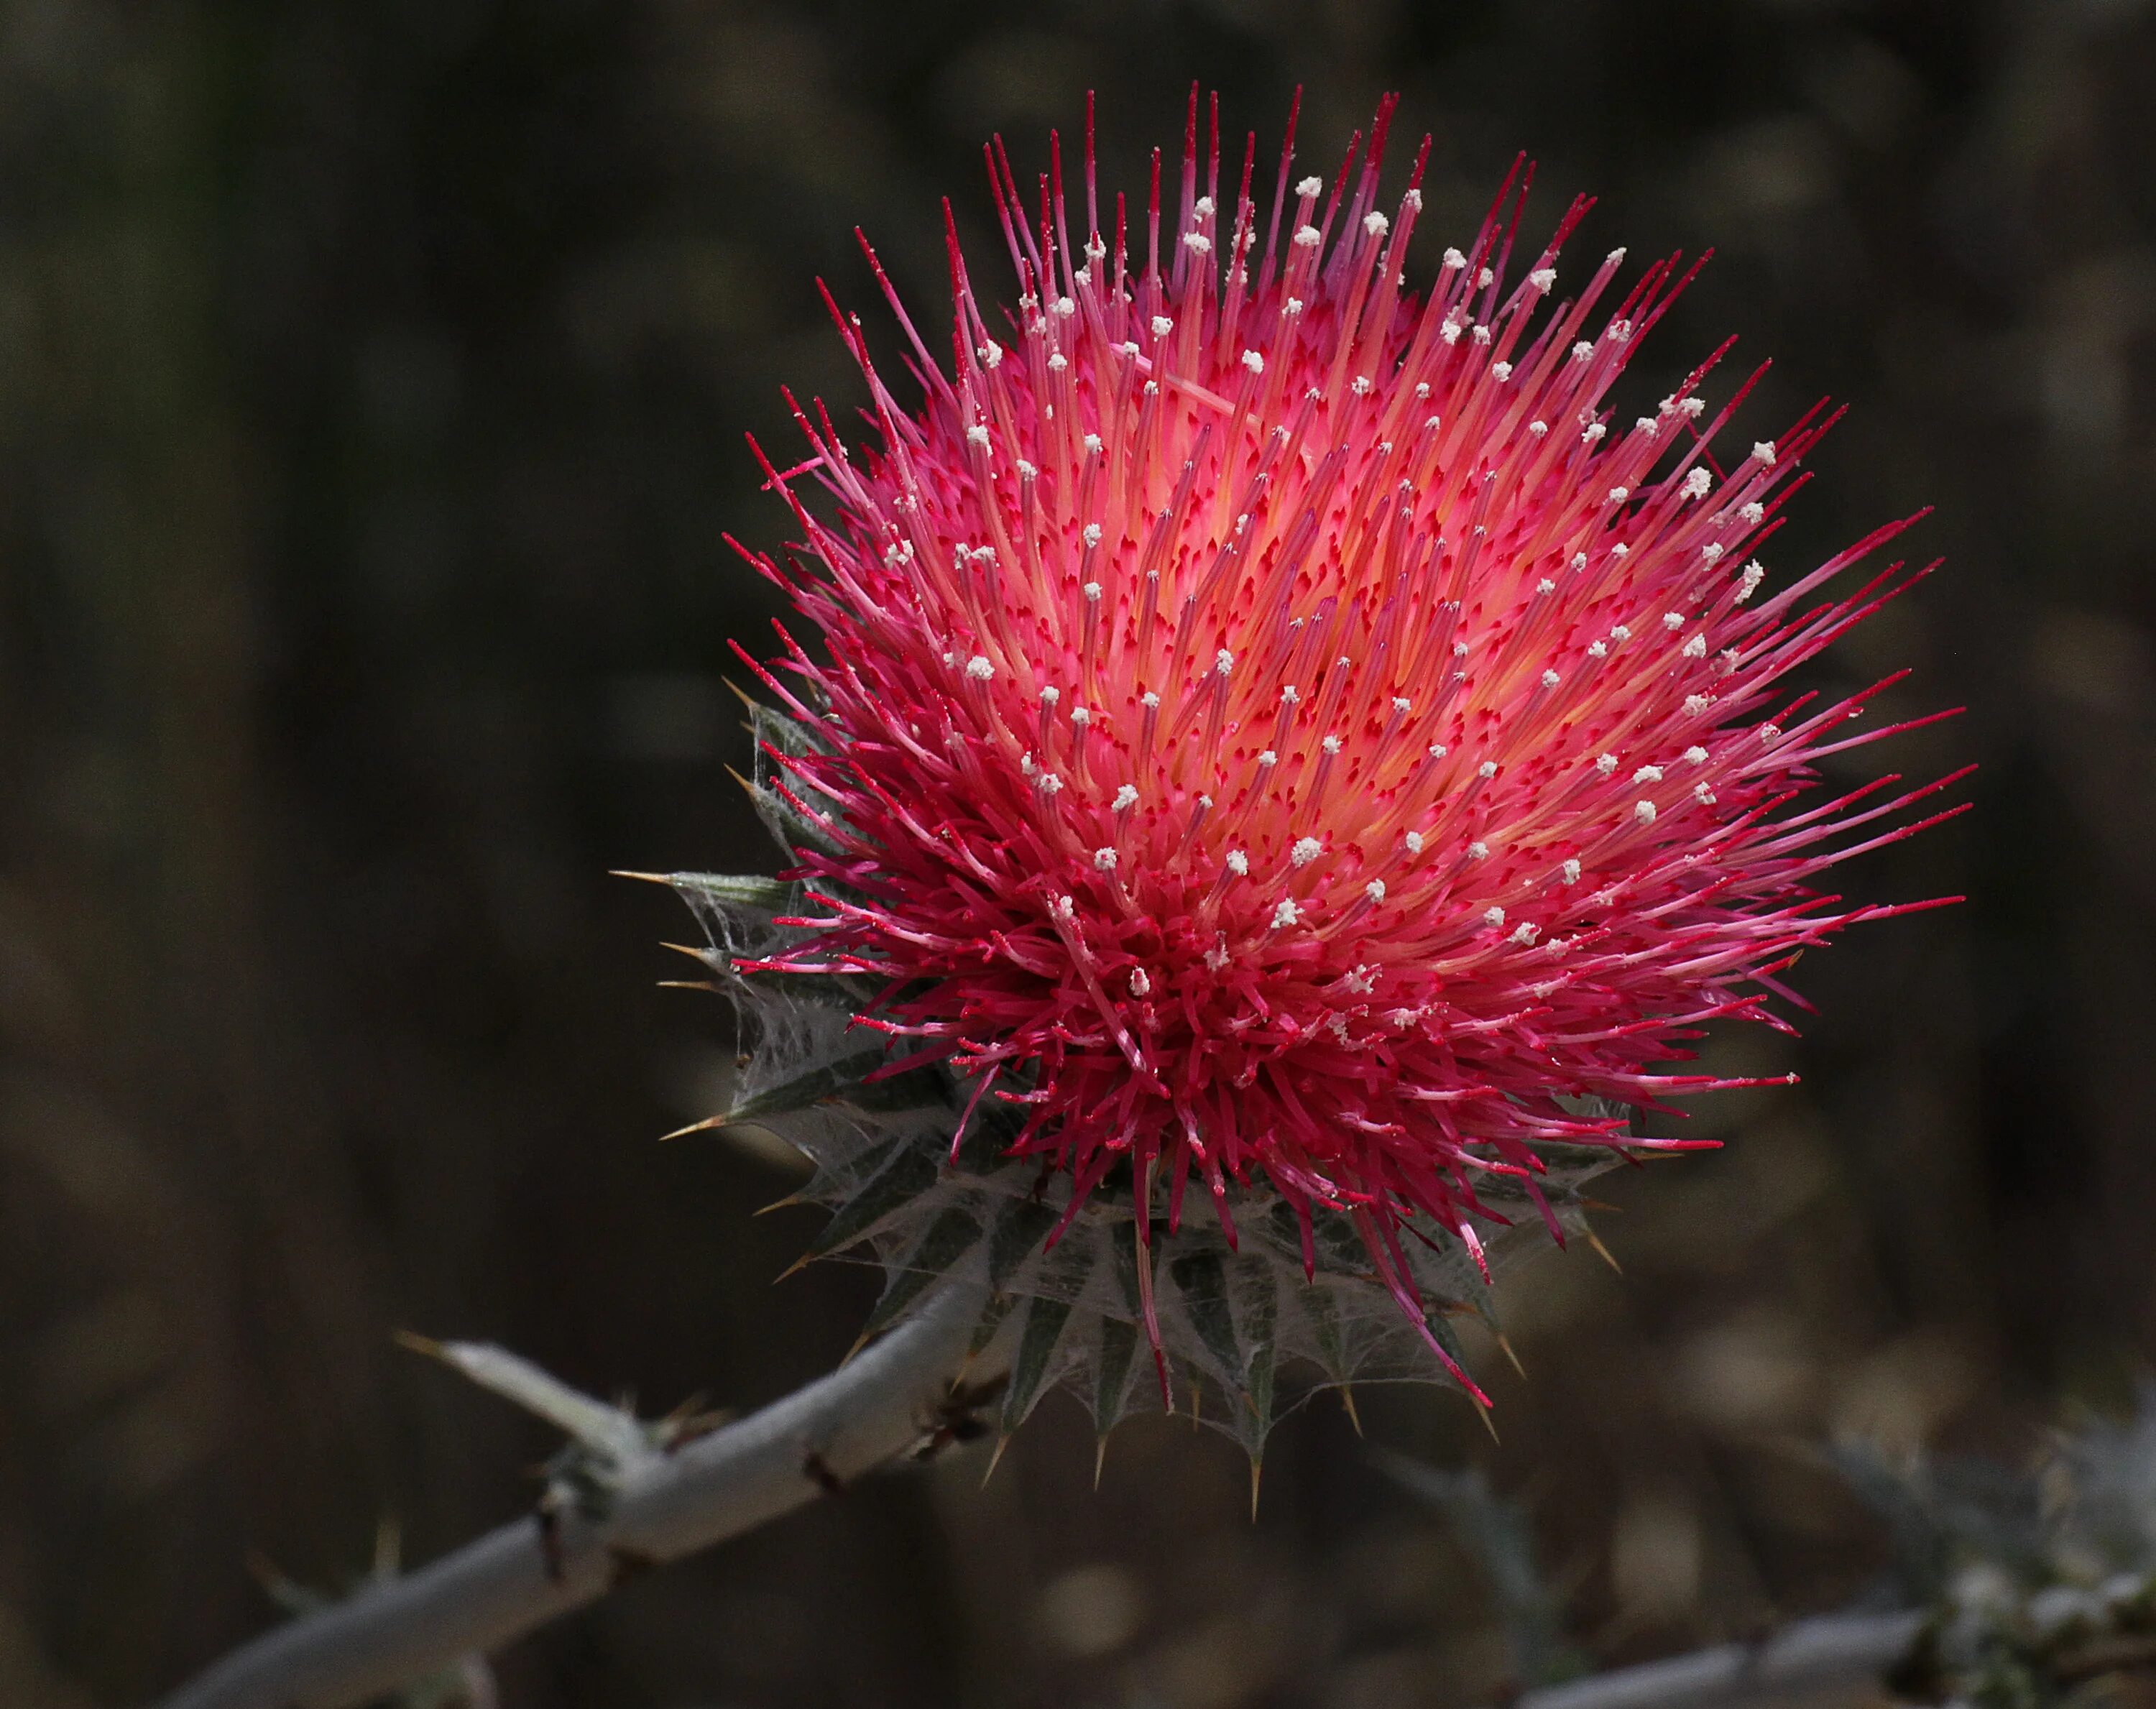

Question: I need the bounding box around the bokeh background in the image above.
[1,0,2151,1703]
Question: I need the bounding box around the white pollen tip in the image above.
[965,655,995,680]
[1634,765,1664,783]
[1083,433,1104,454]
[1216,648,1236,675]
[1596,753,1618,774]
[1241,349,1264,374]
[1271,898,1301,928]
[1258,749,1278,768]
[1528,267,1557,290]
[1363,210,1390,237]
[1405,831,1425,854]
[1664,612,1686,630]
[1634,799,1657,824]
[1391,696,1411,714]
[1071,706,1091,726]
[1529,420,1549,436]
[1511,922,1540,945]
[1294,224,1322,247]
[1682,467,1713,499]
[1296,175,1324,198]
[1740,502,1766,523]
[1291,836,1323,867]
[1182,231,1212,254]
[967,425,990,448]
[1227,849,1249,875]
[1485,906,1506,927]
[1560,858,1583,884]
[1751,441,1777,465]
[1537,579,1556,595]
[1141,691,1160,709]
[1442,247,1468,270]
[1682,635,1708,658]
[1427,743,1448,760]
[1112,784,1139,811]
[1150,315,1174,337]
[1571,340,1595,361]
[1684,745,1709,764]
[1082,522,1103,547]
[1468,841,1491,860]
[1492,361,1513,382]
[1478,760,1498,779]
[1083,581,1102,601]
[1365,880,1386,903]
[1541,668,1561,688]
[1194,195,1215,216]
[1093,847,1118,871]
[1040,685,1059,704]
[1322,734,1343,755]
[1478,267,1496,287]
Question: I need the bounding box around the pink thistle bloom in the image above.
[731,93,1966,1404]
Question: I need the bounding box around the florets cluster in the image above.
[734,94,1963,1390]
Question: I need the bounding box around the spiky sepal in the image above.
[660,706,1621,1452]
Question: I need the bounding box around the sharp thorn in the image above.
[660,1115,728,1142]
[755,1192,805,1217]
[660,941,714,962]
[608,870,678,885]
[774,1252,814,1283]
[392,1329,446,1360]
[1585,1228,1623,1275]
[1473,1395,1501,1445]
[840,1331,871,1367]
[655,980,719,992]
[724,678,760,712]
[1248,1456,1263,1521]
[980,1434,1011,1490]
[1093,1434,1109,1490]
[1339,1384,1363,1437]
[1498,1333,1528,1380]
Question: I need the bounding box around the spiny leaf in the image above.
[1093,1317,1139,1432]
[1302,1279,1350,1382]
[747,699,824,760]
[668,871,795,913]
[859,1204,983,1339]
[742,771,847,860]
[1231,1257,1279,1445]
[803,1136,939,1261]
[1170,1251,1240,1386]
[724,1049,889,1125]
[1000,1293,1076,1433]
[987,1196,1060,1295]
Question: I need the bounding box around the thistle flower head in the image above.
[709,93,1963,1442]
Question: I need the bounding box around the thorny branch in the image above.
[150,1286,985,1709]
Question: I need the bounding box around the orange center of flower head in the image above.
[737,93,1963,1372]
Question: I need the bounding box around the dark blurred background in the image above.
[0,0,2150,1703]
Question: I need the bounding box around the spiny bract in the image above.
[683,92,1963,1452]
